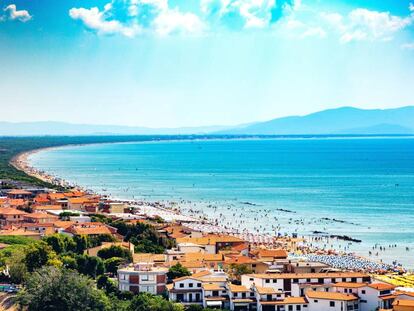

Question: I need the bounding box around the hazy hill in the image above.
[1,106,413,136]
[218,106,414,135]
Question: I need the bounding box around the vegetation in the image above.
[227,264,252,281]
[97,245,133,261]
[128,292,184,311]
[17,266,110,311]
[112,221,175,253]
[167,263,191,281]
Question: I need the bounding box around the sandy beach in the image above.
[11,145,410,273]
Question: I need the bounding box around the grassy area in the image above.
[0,135,211,189]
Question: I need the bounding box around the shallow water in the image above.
[28,137,414,268]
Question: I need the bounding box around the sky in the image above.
[0,0,414,128]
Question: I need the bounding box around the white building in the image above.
[118,263,168,295]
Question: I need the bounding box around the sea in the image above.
[28,137,414,268]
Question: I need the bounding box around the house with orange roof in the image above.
[0,207,27,225]
[228,283,256,311]
[176,234,246,254]
[334,282,396,311]
[224,255,269,274]
[1,198,28,209]
[32,205,64,212]
[7,189,32,199]
[393,299,414,311]
[23,212,58,224]
[64,222,118,237]
[20,222,56,236]
[167,270,229,308]
[252,249,288,261]
[306,291,358,311]
[0,228,41,239]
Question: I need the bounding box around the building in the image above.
[0,208,27,225]
[242,272,370,297]
[118,263,168,295]
[306,291,359,311]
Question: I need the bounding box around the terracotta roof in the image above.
[334,282,367,288]
[185,253,224,262]
[256,249,288,258]
[4,199,27,206]
[54,221,76,229]
[246,272,368,279]
[306,291,358,301]
[202,284,224,291]
[48,193,66,200]
[176,235,245,245]
[65,223,114,235]
[33,205,63,211]
[255,286,280,295]
[0,208,27,216]
[192,270,212,278]
[368,283,395,291]
[7,189,32,195]
[225,255,257,264]
[228,284,250,293]
[393,299,414,307]
[24,213,58,219]
[0,229,40,237]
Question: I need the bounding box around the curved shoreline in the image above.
[11,141,411,272]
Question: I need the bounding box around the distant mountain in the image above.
[0,121,234,136]
[1,106,413,136]
[217,106,414,135]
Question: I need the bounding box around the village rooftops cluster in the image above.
[1,188,413,311]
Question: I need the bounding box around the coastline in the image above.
[11,143,410,274]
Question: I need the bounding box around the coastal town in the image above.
[0,183,413,310]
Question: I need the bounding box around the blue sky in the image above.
[1,0,414,127]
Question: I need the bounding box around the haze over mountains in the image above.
[1,106,413,136]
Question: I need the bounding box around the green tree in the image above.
[0,244,27,283]
[24,241,59,272]
[167,263,191,281]
[104,257,126,276]
[97,245,132,261]
[75,254,105,278]
[17,266,110,311]
[97,275,119,295]
[128,292,184,311]
[43,234,77,254]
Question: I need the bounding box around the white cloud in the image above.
[70,0,204,37]
[154,9,205,35]
[301,26,326,38]
[322,8,414,43]
[2,4,32,22]
[69,5,141,37]
[410,2,414,12]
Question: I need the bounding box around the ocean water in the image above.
[28,138,414,268]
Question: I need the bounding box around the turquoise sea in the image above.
[28,138,414,268]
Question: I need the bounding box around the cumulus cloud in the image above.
[322,7,414,43]
[69,0,204,37]
[200,0,300,30]
[1,4,32,22]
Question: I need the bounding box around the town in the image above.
[0,186,413,311]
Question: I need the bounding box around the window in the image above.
[331,278,335,283]
[250,278,254,281]
[141,274,149,281]
[267,295,272,301]
[242,293,246,298]
[296,306,301,311]
[306,279,311,283]
[265,279,270,283]
[360,300,367,303]
[361,290,366,294]
[189,283,193,288]
[344,289,348,293]
[288,306,293,311]
[314,300,318,303]
[197,283,202,287]
[273,279,277,283]
[293,279,299,283]
[330,301,335,307]
[179,283,184,288]
[351,278,357,282]
[342,278,346,282]
[252,264,256,267]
